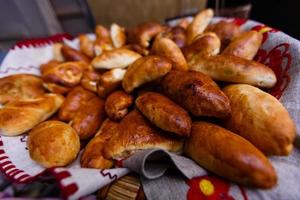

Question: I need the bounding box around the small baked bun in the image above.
[28,121,80,168]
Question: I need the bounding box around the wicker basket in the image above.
[97,173,146,200]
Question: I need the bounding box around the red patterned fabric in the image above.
[13,33,73,49]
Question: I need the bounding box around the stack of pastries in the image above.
[0,9,296,189]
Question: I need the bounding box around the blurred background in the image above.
[0,0,299,52]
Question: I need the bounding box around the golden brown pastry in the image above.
[104,109,183,159]
[162,70,231,118]
[223,84,296,156]
[79,34,95,58]
[177,18,191,29]
[80,119,117,169]
[28,121,80,167]
[186,9,214,44]
[80,69,102,92]
[97,68,126,98]
[222,30,263,60]
[58,86,95,122]
[71,96,106,140]
[164,26,186,48]
[110,23,126,48]
[53,43,65,61]
[40,60,61,74]
[122,55,172,93]
[40,60,73,94]
[184,121,277,189]
[61,45,91,64]
[183,32,220,61]
[136,92,191,137]
[151,37,188,71]
[42,61,86,88]
[127,22,163,48]
[95,25,111,42]
[0,94,64,136]
[205,21,241,50]
[42,82,71,94]
[105,91,133,121]
[123,44,149,56]
[189,54,277,88]
[92,48,141,69]
[0,74,45,104]
[94,25,113,56]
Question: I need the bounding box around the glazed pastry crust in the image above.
[28,121,80,167]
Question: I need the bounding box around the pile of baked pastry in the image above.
[0,9,295,189]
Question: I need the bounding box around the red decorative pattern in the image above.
[0,136,35,183]
[187,175,234,200]
[251,25,278,44]
[187,175,248,200]
[48,168,79,199]
[255,43,292,99]
[100,169,118,181]
[13,33,73,49]
[0,66,40,75]
[230,18,248,26]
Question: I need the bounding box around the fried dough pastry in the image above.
[189,54,277,88]
[110,23,126,48]
[80,119,118,169]
[92,48,141,69]
[80,69,102,92]
[42,61,86,88]
[184,121,277,188]
[164,26,186,48]
[94,25,114,56]
[71,96,106,140]
[151,37,188,71]
[122,55,172,93]
[40,60,61,74]
[58,86,96,122]
[105,91,133,121]
[53,43,65,61]
[136,92,191,137]
[42,82,71,94]
[205,21,241,50]
[127,22,163,47]
[0,74,45,104]
[162,70,231,118]
[79,34,95,58]
[104,110,183,159]
[123,44,149,56]
[0,94,64,136]
[222,30,263,60]
[97,68,126,98]
[223,84,296,156]
[61,45,91,64]
[186,9,214,44]
[183,32,220,61]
